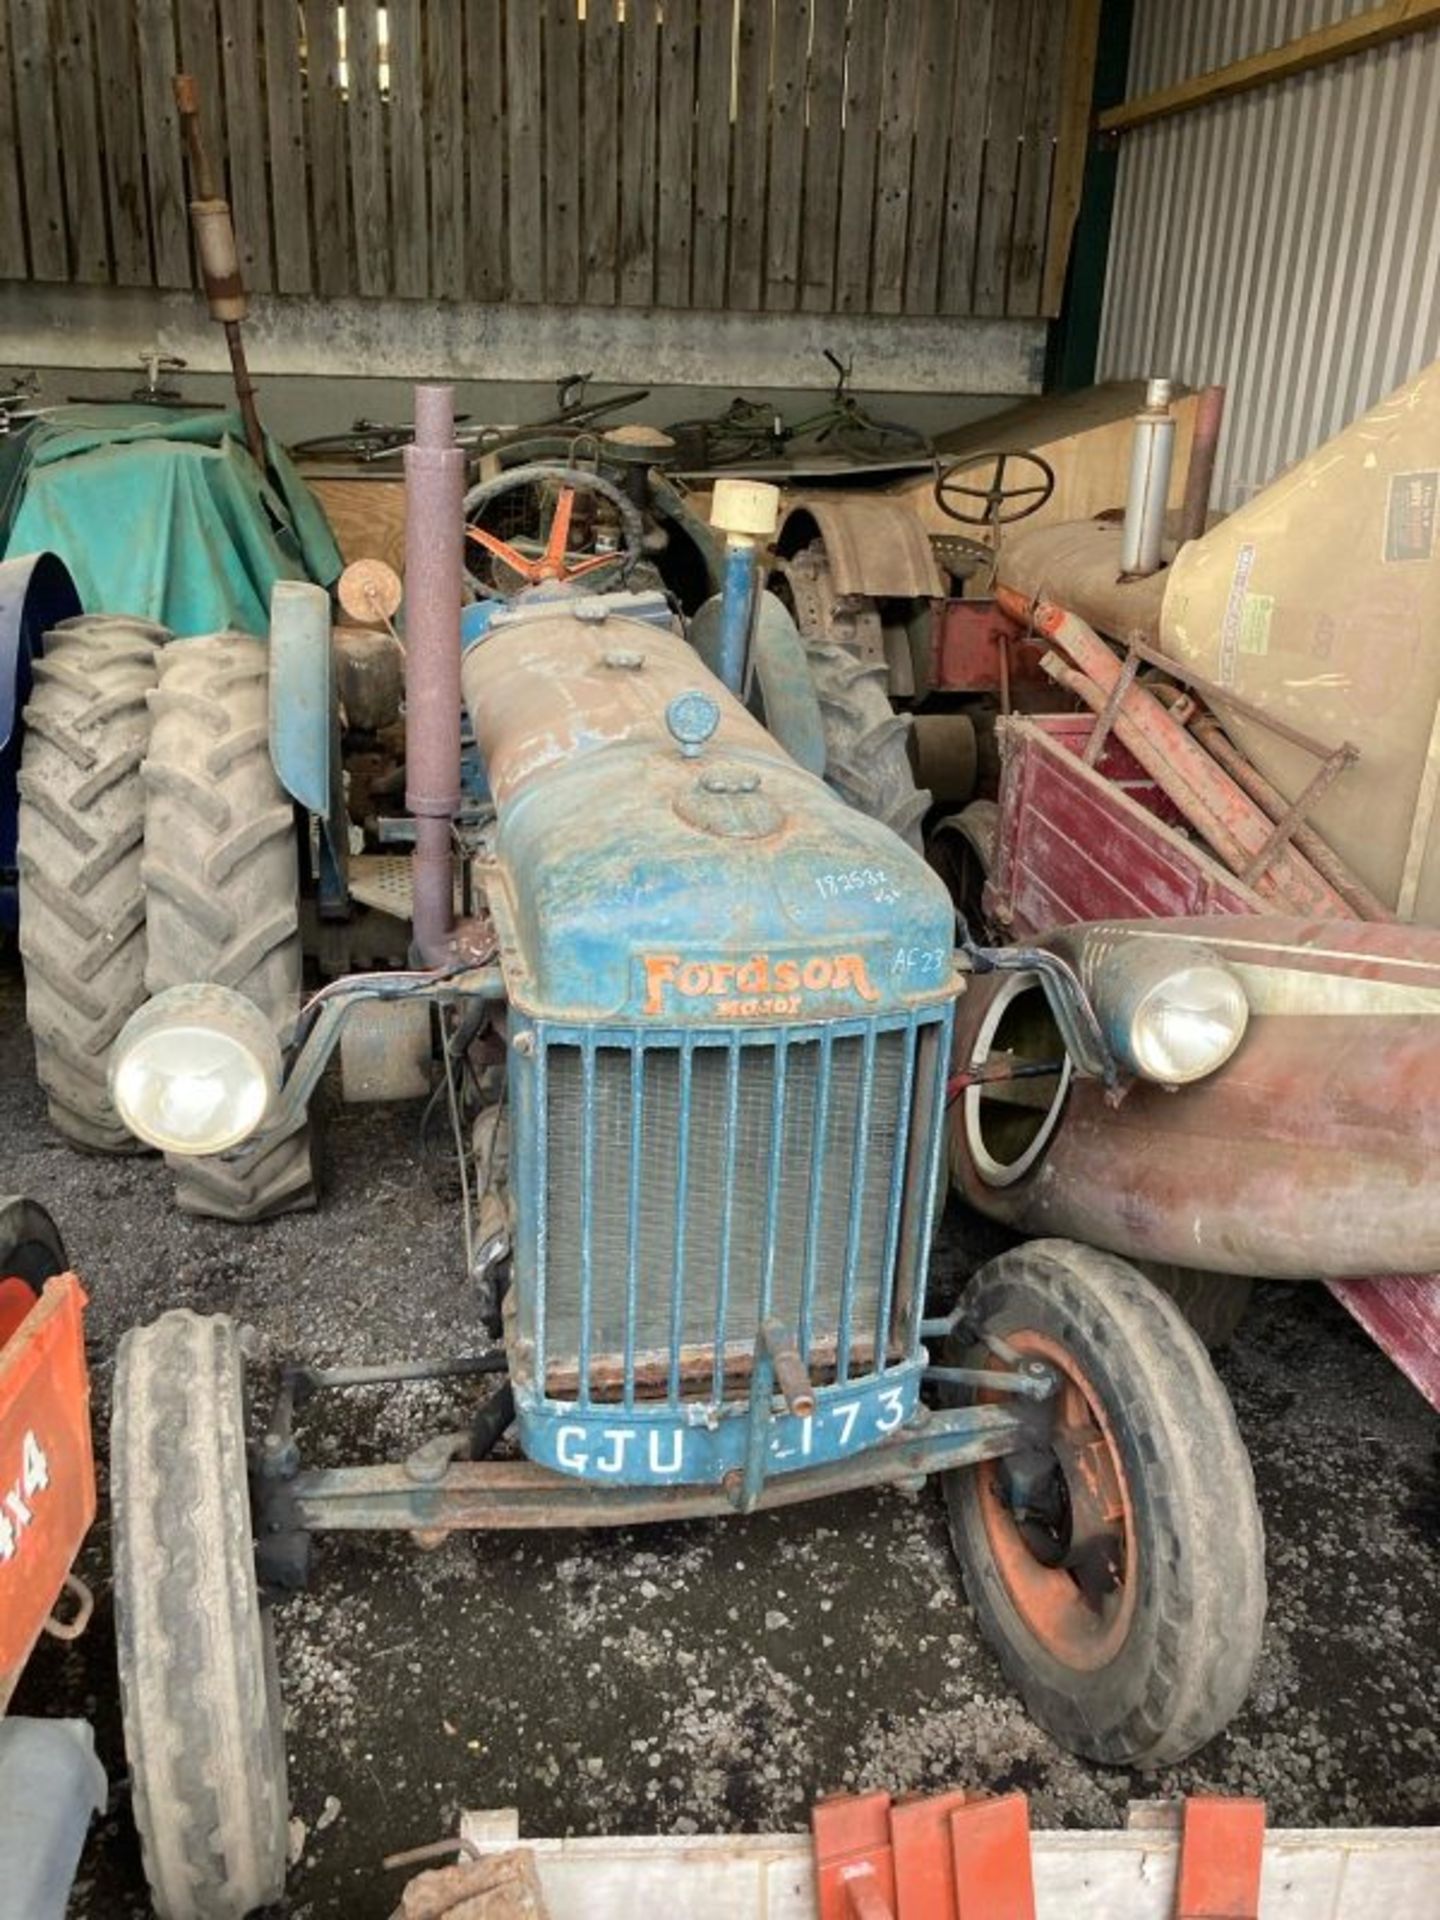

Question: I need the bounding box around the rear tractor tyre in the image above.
[941,1238,1265,1767]
[142,634,314,1221]
[784,543,930,852]
[17,616,167,1151]
[112,1310,288,1920]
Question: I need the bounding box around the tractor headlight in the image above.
[110,985,280,1154]
[1082,934,1249,1086]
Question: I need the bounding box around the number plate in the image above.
[520,1368,921,1487]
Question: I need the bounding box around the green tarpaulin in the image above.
[1,406,342,638]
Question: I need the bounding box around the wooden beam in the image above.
[1099,0,1440,135]
[1041,0,1101,316]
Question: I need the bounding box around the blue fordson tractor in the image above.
[95,390,1261,1920]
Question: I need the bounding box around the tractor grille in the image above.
[529,1014,949,1406]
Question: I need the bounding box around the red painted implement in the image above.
[974,700,1440,1410]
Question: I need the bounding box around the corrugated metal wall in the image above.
[1097,1,1440,511]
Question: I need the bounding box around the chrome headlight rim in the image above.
[1078,932,1250,1087]
[109,983,281,1156]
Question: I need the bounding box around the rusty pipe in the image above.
[1187,712,1393,922]
[1000,586,1353,918]
[1178,384,1225,546]
[404,385,466,964]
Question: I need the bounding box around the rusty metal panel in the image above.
[1098,0,1440,513]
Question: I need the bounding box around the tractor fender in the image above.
[267,580,348,911]
[1,553,82,928]
[776,495,944,601]
[267,580,335,815]
[0,551,81,754]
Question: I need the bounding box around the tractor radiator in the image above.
[528,1012,950,1406]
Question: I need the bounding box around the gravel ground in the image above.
[3,956,1438,1919]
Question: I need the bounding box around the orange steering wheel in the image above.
[462,463,646,595]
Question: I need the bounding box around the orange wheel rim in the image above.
[977,1329,1137,1671]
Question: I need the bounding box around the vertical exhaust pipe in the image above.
[1178,383,1226,547]
[404,385,465,965]
[1120,376,1176,577]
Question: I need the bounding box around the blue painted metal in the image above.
[461,594,960,1499]
[462,608,957,1024]
[716,541,759,694]
[519,1361,923,1489]
[267,581,333,816]
[0,552,81,931]
[267,579,348,913]
[506,1003,953,1491]
[691,589,826,776]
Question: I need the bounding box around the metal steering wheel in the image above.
[462,463,646,596]
[934,450,1056,527]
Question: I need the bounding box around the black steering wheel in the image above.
[462,463,646,598]
[934,450,1056,527]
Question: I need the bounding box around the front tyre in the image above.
[112,1312,288,1920]
[942,1239,1265,1767]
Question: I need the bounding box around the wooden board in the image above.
[346,0,390,296]
[303,0,347,297]
[972,0,1031,315]
[51,0,107,282]
[307,476,408,576]
[617,0,658,307]
[799,0,846,314]
[9,0,68,281]
[655,0,696,308]
[262,0,310,294]
[0,0,1087,322]
[582,0,621,307]
[764,0,808,311]
[465,0,506,303]
[218,0,272,291]
[691,0,733,311]
[727,0,773,311]
[506,0,544,302]
[388,0,428,297]
[427,0,466,302]
[940,0,995,314]
[544,0,581,303]
[904,0,961,315]
[835,0,886,313]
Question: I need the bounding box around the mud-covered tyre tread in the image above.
[142,633,313,1221]
[112,1311,287,1920]
[943,1238,1266,1767]
[17,616,166,1151]
[786,543,930,852]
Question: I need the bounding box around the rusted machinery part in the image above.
[142,634,315,1222]
[783,543,930,851]
[1186,711,1391,922]
[776,494,944,600]
[995,518,1169,644]
[909,712,978,807]
[1001,587,1352,919]
[17,617,166,1153]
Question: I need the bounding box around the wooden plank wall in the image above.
[0,0,1095,321]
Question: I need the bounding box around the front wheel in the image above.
[941,1239,1265,1767]
[112,1311,288,1920]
